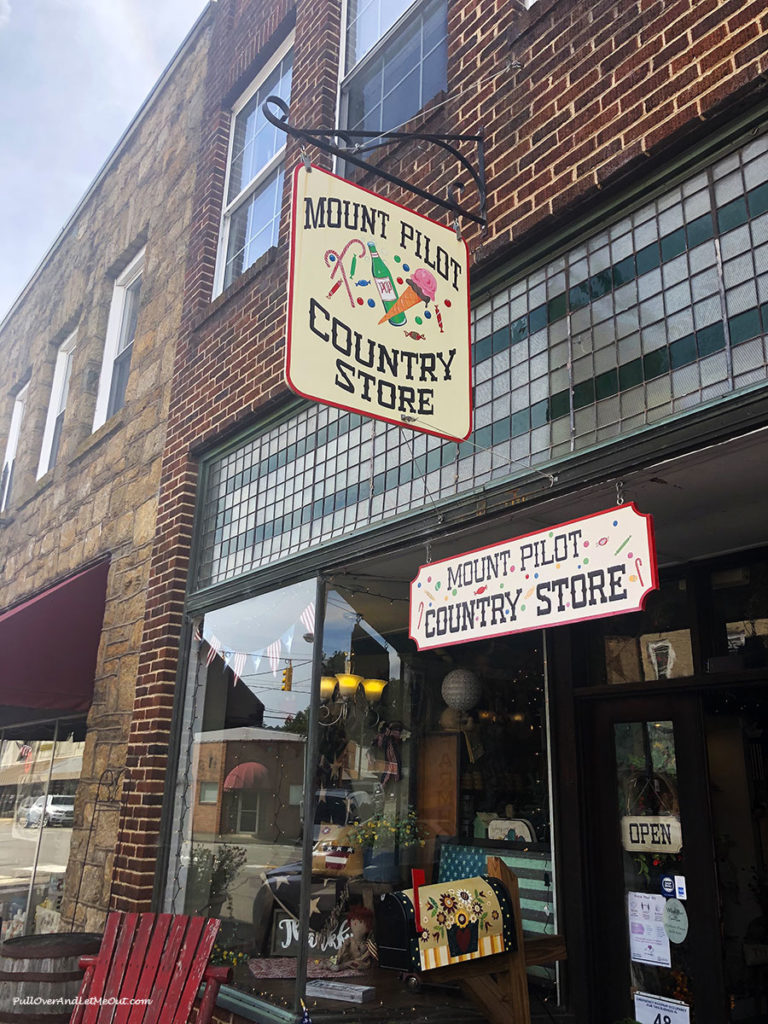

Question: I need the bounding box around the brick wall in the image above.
[112,0,768,911]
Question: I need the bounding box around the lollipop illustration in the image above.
[377,268,437,325]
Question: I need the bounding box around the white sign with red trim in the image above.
[286,164,472,442]
[410,504,658,650]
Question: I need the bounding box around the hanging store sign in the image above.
[286,164,472,441]
[410,503,658,650]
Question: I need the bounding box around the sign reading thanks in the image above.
[410,504,658,650]
[286,164,471,441]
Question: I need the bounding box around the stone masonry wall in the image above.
[0,17,211,931]
[112,0,768,910]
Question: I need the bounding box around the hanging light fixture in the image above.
[362,678,387,702]
[335,672,364,699]
[320,676,337,701]
[441,668,481,711]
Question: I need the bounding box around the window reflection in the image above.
[172,578,316,993]
[0,722,84,939]
[172,567,559,1010]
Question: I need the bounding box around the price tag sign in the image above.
[634,992,690,1024]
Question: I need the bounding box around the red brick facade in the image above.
[112,0,768,911]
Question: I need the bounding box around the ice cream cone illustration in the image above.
[378,268,437,325]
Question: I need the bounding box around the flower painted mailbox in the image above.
[375,874,516,973]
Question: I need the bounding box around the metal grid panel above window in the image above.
[195,134,768,591]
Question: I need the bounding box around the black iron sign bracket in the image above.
[263,96,487,229]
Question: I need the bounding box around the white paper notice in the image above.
[634,991,690,1024]
[628,891,671,967]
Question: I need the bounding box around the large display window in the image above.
[168,550,561,1018]
[0,718,85,939]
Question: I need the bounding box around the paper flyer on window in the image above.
[627,890,671,967]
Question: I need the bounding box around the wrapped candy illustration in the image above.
[378,267,437,325]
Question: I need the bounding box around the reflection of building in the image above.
[192,730,305,841]
[0,12,211,934]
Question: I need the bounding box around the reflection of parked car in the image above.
[25,795,75,828]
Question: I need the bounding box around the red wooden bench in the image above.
[70,912,231,1024]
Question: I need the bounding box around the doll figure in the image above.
[331,905,375,971]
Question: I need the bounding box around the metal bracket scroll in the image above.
[262,95,487,228]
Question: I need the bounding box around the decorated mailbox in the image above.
[375,874,515,973]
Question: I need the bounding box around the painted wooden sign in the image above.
[410,503,658,650]
[621,815,683,854]
[286,164,472,441]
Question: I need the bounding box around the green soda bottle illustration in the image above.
[368,242,406,325]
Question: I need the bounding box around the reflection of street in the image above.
[0,816,71,890]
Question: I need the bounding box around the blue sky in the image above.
[0,0,210,321]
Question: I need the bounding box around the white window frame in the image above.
[213,34,294,297]
[92,249,144,431]
[339,0,448,135]
[1,382,29,512]
[37,331,77,479]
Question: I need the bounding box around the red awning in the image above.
[223,762,270,790]
[0,560,110,714]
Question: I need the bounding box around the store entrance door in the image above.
[583,695,725,1024]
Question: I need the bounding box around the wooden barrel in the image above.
[0,934,102,1024]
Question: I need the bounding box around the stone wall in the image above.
[0,14,211,931]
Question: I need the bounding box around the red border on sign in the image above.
[285,162,473,443]
[409,503,660,650]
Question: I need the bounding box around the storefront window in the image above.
[295,572,559,1012]
[574,574,694,686]
[0,719,85,938]
[166,578,317,1002]
[709,558,768,669]
[171,554,561,1013]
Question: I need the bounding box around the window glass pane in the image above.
[117,275,141,355]
[228,55,292,203]
[1,723,85,940]
[614,721,692,1000]
[346,0,415,70]
[298,572,558,1011]
[572,576,693,686]
[224,168,284,288]
[710,560,768,665]
[345,0,447,133]
[107,344,133,419]
[47,412,65,474]
[1,385,27,512]
[168,579,316,1000]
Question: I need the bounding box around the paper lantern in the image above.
[441,668,480,711]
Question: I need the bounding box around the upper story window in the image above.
[92,248,144,431]
[216,38,293,295]
[37,331,76,478]
[341,0,447,134]
[1,382,29,512]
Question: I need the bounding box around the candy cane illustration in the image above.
[634,557,644,587]
[324,239,366,308]
[434,304,444,333]
[417,601,425,630]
